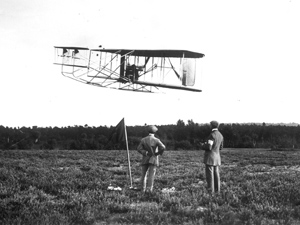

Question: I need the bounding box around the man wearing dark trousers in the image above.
[200,121,224,193]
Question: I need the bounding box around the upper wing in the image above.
[91,49,205,58]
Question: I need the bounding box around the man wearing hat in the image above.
[137,125,166,193]
[200,120,224,193]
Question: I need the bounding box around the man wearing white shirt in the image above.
[200,121,224,193]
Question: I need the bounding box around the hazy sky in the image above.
[1,0,299,128]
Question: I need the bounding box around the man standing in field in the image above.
[137,125,165,193]
[200,120,224,193]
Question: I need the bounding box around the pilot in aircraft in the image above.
[125,64,142,81]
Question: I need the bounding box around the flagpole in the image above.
[123,118,133,188]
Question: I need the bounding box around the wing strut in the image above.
[168,58,181,80]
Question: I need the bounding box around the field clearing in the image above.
[1,149,300,225]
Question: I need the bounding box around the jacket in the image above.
[203,129,224,166]
[137,133,165,166]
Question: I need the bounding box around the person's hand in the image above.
[146,151,153,157]
[199,142,208,150]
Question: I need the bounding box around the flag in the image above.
[108,118,126,144]
[106,118,133,187]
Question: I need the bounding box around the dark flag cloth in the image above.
[107,118,126,144]
[106,118,133,188]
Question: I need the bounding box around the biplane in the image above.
[53,46,205,93]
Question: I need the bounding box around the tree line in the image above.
[0,120,299,150]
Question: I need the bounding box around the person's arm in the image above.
[220,138,224,150]
[201,134,214,151]
[201,140,213,151]
[137,140,147,156]
[155,140,165,156]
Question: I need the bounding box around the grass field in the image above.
[1,149,300,225]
